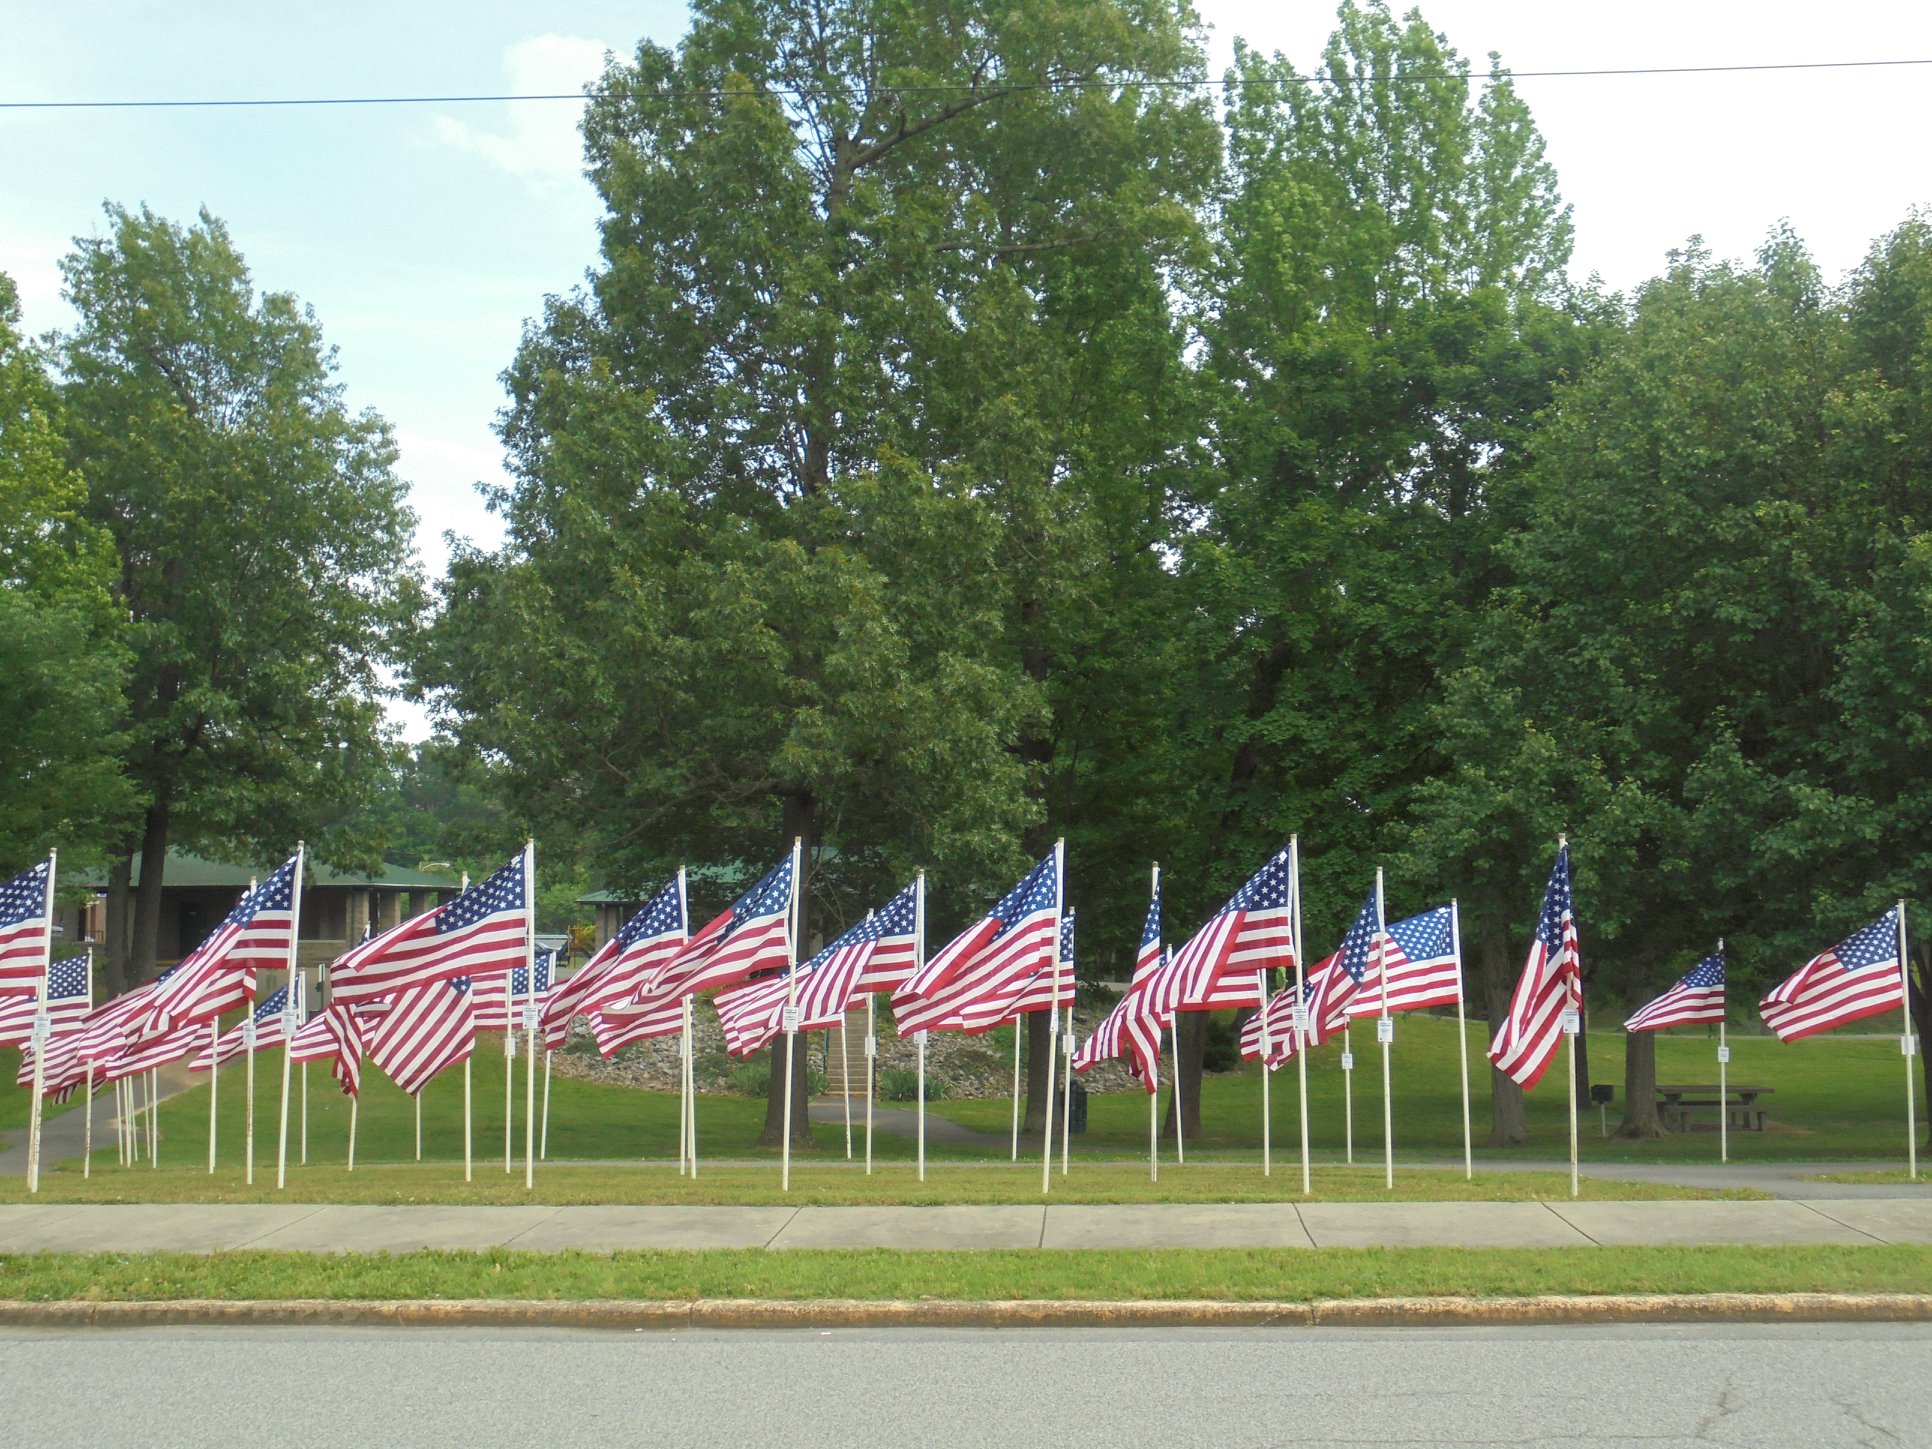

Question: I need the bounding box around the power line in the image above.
[3,55,1931,110]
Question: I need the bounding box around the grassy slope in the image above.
[0,1245,1926,1302]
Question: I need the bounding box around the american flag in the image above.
[541,877,685,1049]
[0,858,53,994]
[1301,890,1377,1035]
[289,1004,366,1096]
[1627,950,1726,1032]
[1163,846,1294,1012]
[185,982,303,1072]
[1349,904,1461,1017]
[474,945,557,1032]
[0,953,90,1046]
[893,850,1059,1035]
[1133,875,1163,987]
[713,971,796,1057]
[329,849,530,1004]
[991,907,1077,1023]
[793,882,921,1022]
[140,852,301,1035]
[56,964,178,1081]
[1761,909,1906,1042]
[646,851,796,1000]
[368,976,477,1094]
[1489,844,1582,1089]
[1073,985,1163,1092]
[589,990,686,1055]
[98,1022,198,1084]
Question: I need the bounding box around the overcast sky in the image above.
[5,1,1930,739]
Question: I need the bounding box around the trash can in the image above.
[1068,1079,1088,1134]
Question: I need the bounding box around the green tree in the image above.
[55,206,420,992]
[425,0,1220,1143]
[0,272,134,872]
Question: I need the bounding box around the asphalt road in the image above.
[4,1323,1927,1447]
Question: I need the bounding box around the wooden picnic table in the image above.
[1655,1083,1775,1132]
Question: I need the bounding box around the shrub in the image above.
[878,1066,946,1102]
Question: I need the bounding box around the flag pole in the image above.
[541,1047,552,1160]
[1291,836,1309,1197]
[301,1062,308,1164]
[1342,1023,1354,1166]
[915,871,927,1183]
[83,1061,94,1176]
[1170,1015,1184,1165]
[1717,936,1729,1166]
[1149,1075,1159,1182]
[780,835,803,1193]
[864,991,876,1175]
[415,1089,422,1161]
[677,1004,690,1175]
[1041,838,1064,1196]
[839,1014,852,1160]
[245,1011,257,1185]
[1452,900,1472,1180]
[464,1055,473,1182]
[207,1018,220,1175]
[1377,867,1393,1190]
[277,843,305,1191]
[148,1066,158,1167]
[1562,834,1579,1199]
[1898,902,1918,1181]
[348,1093,357,1171]
[524,840,538,1190]
[1009,1016,1022,1161]
[1258,967,1272,1177]
[25,849,54,1194]
[1060,1004,1073,1176]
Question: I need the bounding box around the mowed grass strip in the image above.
[0,1161,1761,1205]
[0,1245,1927,1303]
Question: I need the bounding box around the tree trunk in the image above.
[757,790,817,1149]
[103,854,135,998]
[1910,946,1931,1149]
[1022,1009,1052,1131]
[1479,905,1527,1145]
[1616,962,1666,1139]
[1162,1010,1205,1140]
[128,797,172,983]
[1571,990,1592,1115]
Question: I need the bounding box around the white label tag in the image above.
[863,1035,877,1059]
[30,1012,52,1048]
[1561,1009,1581,1036]
[1716,1045,1731,1065]
[1340,1051,1355,1071]
[280,1009,300,1036]
[1905,1034,1919,1058]
[1291,1005,1310,1034]
[505,1032,518,1059]
[522,1004,541,1032]
[1062,1032,1074,1056]
[780,1005,802,1032]
[1376,1018,1394,1044]
[242,1020,258,1048]
[913,1030,929,1046]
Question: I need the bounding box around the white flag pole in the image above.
[301,1061,308,1164]
[82,1062,93,1177]
[541,1046,552,1160]
[523,841,538,1191]
[1170,1014,1185,1165]
[1563,834,1579,1199]
[1041,838,1064,1196]
[414,1089,422,1161]
[1452,900,1472,1180]
[347,1092,358,1171]
[24,849,54,1194]
[685,997,700,1179]
[1060,1005,1072,1176]
[914,871,927,1183]
[679,997,693,1176]
[1376,868,1394,1189]
[864,991,876,1176]
[1258,967,1272,1178]
[1009,1016,1022,1161]
[148,1066,158,1166]
[115,1078,126,1167]
[207,1018,220,1175]
[245,1013,257,1185]
[1291,836,1310,1197]
[464,1055,473,1182]
[277,844,305,1191]
[1898,902,1918,1181]
[1342,1023,1353,1166]
[1149,1076,1159,1182]
[839,1013,852,1161]
[780,835,803,1193]
[1717,936,1729,1166]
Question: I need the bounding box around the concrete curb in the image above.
[1,1293,1928,1331]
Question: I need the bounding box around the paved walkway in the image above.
[0,1196,1928,1254]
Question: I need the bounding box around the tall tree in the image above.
[56,206,420,992]
[425,0,1219,1142]
[0,272,134,872]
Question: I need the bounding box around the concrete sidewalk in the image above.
[0,1197,1928,1254]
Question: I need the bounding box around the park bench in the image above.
[1654,1083,1774,1133]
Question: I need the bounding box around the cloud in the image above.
[432,34,612,187]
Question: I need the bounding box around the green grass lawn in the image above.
[0,1244,1925,1303]
[949,1013,1927,1164]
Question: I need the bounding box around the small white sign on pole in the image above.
[1905,1035,1920,1057]
[1340,1051,1354,1071]
[1716,1045,1731,1065]
[1062,1032,1074,1057]
[30,1012,51,1049]
[1561,1008,1581,1035]
[1292,1005,1310,1035]
[242,1019,258,1048]
[863,1035,877,1058]
[522,1004,541,1032]
[780,1005,802,1033]
[505,1032,518,1059]
[913,1029,929,1045]
[1375,1018,1394,1045]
